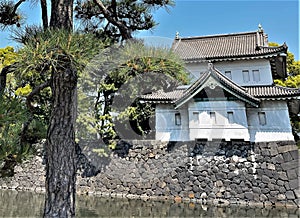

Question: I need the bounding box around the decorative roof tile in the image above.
[246,86,300,98]
[141,89,184,102]
[172,31,287,62]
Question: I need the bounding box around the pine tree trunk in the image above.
[50,0,73,30]
[44,63,77,217]
[44,1,76,217]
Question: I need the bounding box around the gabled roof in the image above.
[140,64,300,105]
[172,30,287,62]
[174,63,260,108]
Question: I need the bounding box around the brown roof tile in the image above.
[172,31,287,62]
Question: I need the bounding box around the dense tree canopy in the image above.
[0,0,179,217]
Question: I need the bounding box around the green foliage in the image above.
[0,47,38,174]
[274,75,300,88]
[0,0,22,29]
[0,96,34,175]
[0,46,18,67]
[75,0,175,41]
[14,28,107,134]
[15,27,107,78]
[92,42,188,144]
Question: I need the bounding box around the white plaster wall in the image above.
[247,101,294,142]
[188,100,250,141]
[185,59,273,86]
[155,104,189,141]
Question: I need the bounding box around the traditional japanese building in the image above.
[142,27,300,142]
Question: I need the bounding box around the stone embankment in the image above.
[0,140,299,208]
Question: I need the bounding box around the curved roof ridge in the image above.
[175,31,259,41]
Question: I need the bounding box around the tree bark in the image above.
[43,1,76,217]
[50,0,74,30]
[40,0,48,29]
[44,62,77,217]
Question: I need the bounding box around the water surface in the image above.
[0,189,299,217]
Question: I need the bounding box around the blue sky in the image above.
[0,0,299,59]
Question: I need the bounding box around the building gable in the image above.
[174,64,260,109]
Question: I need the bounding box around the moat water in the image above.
[0,189,299,217]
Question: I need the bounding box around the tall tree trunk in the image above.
[44,1,76,217]
[40,0,48,29]
[50,0,74,30]
[44,62,77,217]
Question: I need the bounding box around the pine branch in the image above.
[93,0,132,40]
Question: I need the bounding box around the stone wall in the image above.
[0,140,299,208]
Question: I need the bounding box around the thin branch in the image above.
[0,64,16,97]
[20,80,50,145]
[93,0,132,40]
[26,80,50,112]
[13,0,26,14]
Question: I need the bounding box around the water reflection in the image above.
[0,189,299,217]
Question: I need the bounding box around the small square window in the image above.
[227,112,234,124]
[175,113,181,125]
[242,70,250,83]
[210,112,216,124]
[253,70,260,82]
[193,112,199,124]
[225,71,232,79]
[258,112,266,126]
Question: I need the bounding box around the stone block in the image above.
[271,154,284,164]
[289,179,299,190]
[277,194,286,200]
[282,152,293,162]
[261,188,270,194]
[256,169,264,176]
[281,160,298,170]
[286,191,296,200]
[261,149,270,156]
[287,169,298,180]
[264,169,274,178]
[269,146,278,156]
[277,179,285,186]
[216,172,226,180]
[270,190,279,197]
[215,180,223,187]
[252,187,261,194]
[278,172,289,181]
[268,183,276,191]
[262,175,270,183]
[261,162,267,169]
[279,186,286,194]
[260,193,268,201]
[277,145,297,154]
[284,183,290,191]
[289,150,299,160]
[267,163,276,170]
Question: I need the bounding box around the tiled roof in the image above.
[246,86,300,99]
[172,31,287,62]
[141,65,300,104]
[141,89,184,102]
